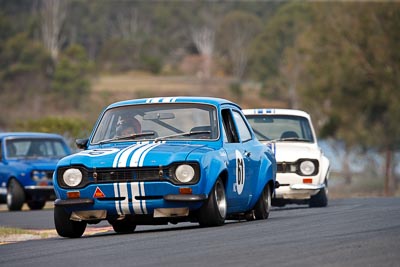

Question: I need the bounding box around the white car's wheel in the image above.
[310,179,328,207]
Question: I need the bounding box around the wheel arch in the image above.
[7,176,22,188]
[319,155,330,184]
[256,157,276,193]
[203,164,228,197]
[251,156,276,208]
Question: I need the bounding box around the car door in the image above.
[221,108,254,212]
[231,110,262,205]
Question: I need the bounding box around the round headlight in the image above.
[32,170,46,181]
[299,160,315,176]
[32,170,40,181]
[175,164,195,183]
[63,168,83,187]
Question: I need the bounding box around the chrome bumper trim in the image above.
[24,185,53,190]
[290,184,325,190]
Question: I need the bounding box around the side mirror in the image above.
[76,138,89,150]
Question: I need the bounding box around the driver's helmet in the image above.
[116,117,141,136]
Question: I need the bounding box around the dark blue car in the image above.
[53,97,276,238]
[0,132,71,211]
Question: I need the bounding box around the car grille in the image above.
[57,163,200,188]
[89,167,172,183]
[45,171,54,180]
[277,162,297,173]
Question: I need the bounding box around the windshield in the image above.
[91,103,219,144]
[6,138,69,159]
[246,115,315,143]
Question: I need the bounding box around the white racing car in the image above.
[244,109,330,207]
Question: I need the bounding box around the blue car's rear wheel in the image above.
[198,178,227,227]
[54,206,87,238]
[108,218,136,234]
[254,184,271,220]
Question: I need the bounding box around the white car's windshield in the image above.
[246,115,314,143]
[92,103,219,144]
[6,138,69,159]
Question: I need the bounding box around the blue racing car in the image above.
[0,132,71,211]
[53,97,276,238]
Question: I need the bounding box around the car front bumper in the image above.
[55,193,207,207]
[54,192,207,220]
[24,185,55,199]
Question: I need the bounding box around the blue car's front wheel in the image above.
[197,178,227,227]
[54,206,87,238]
[7,179,25,211]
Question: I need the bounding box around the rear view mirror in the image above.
[253,117,274,123]
[143,112,175,120]
[76,138,89,149]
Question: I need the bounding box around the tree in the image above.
[217,10,262,81]
[189,4,226,80]
[300,2,400,195]
[40,0,68,61]
[0,32,53,127]
[51,44,92,109]
[248,2,314,107]
[191,25,215,80]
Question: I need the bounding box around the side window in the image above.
[301,119,315,143]
[232,110,252,142]
[221,109,239,143]
[54,141,68,156]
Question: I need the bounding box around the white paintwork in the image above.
[243,108,330,203]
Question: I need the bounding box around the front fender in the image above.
[5,164,34,187]
[204,156,229,197]
[319,155,330,184]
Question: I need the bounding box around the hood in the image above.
[266,142,321,162]
[64,142,210,168]
[8,158,60,171]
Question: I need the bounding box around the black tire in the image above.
[271,198,286,207]
[54,206,87,238]
[198,178,227,227]
[254,184,271,220]
[27,200,46,210]
[7,179,25,211]
[108,218,136,234]
[309,180,328,207]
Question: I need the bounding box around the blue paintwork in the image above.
[0,132,72,203]
[53,97,276,220]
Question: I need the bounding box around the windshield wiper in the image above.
[155,130,211,143]
[98,132,155,144]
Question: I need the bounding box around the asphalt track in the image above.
[0,198,399,267]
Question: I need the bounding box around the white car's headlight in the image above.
[299,160,315,176]
[63,168,83,187]
[175,164,195,183]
